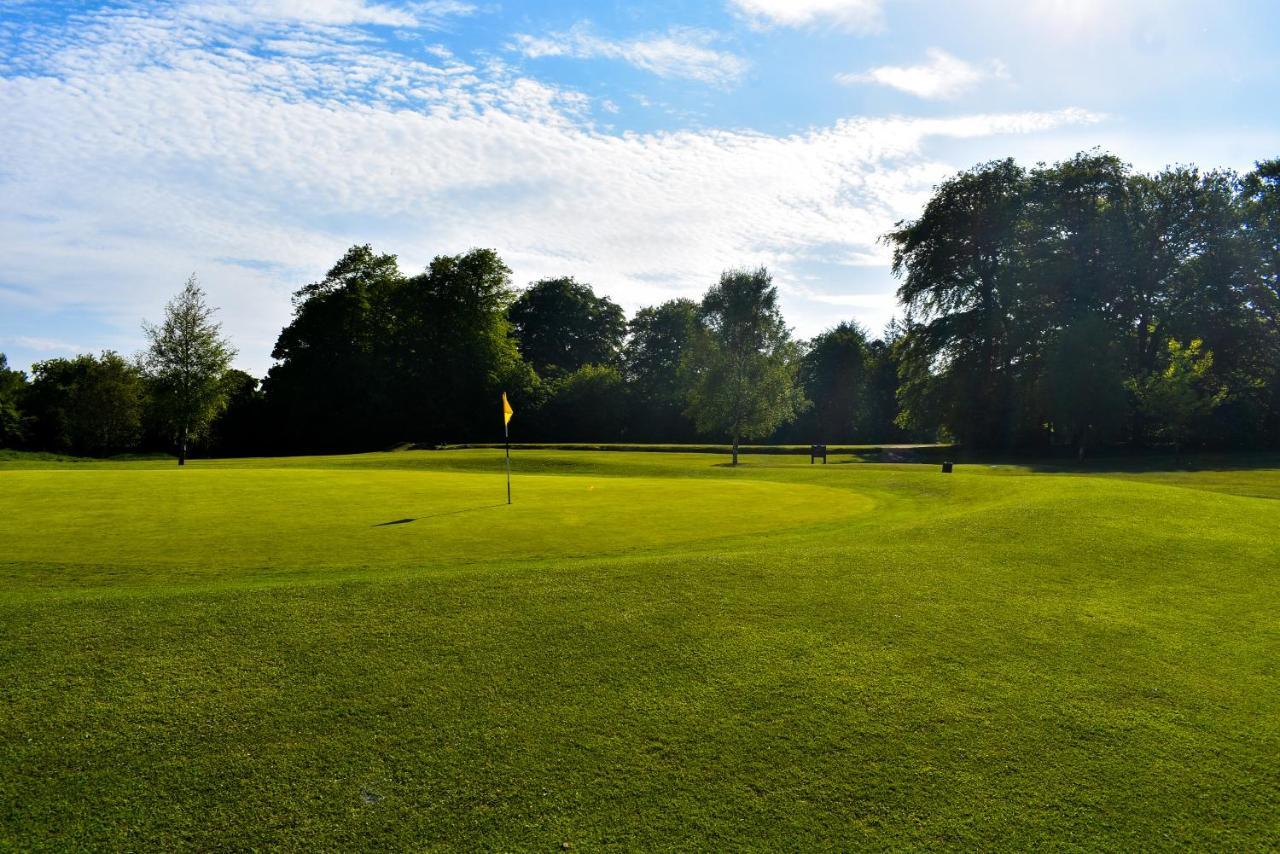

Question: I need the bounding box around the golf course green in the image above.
[1,449,1277,849]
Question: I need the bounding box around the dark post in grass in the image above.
[942,461,954,473]
[810,444,827,464]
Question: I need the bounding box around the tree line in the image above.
[1,150,1276,460]
[888,152,1279,454]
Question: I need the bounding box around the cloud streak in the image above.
[0,1,1101,372]
[512,25,748,87]
[728,0,885,32]
[838,49,1009,100]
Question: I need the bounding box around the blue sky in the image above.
[2,0,1278,376]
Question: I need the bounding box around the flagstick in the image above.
[505,421,512,505]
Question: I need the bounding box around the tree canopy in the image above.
[887,153,1280,451]
[623,299,699,442]
[4,150,1279,459]
[0,354,27,448]
[143,275,237,464]
[509,277,626,378]
[682,267,807,464]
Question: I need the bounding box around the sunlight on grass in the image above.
[1,450,1277,849]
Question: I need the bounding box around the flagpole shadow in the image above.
[372,503,508,527]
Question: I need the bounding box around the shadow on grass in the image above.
[962,450,1280,474]
[373,503,508,527]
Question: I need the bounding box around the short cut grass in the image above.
[1,449,1277,849]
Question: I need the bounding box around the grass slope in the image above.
[1,449,1277,850]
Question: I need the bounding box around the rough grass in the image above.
[1,449,1277,850]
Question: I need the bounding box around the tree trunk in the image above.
[732,435,739,466]
[178,426,187,467]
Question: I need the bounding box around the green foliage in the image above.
[207,369,266,456]
[509,276,626,377]
[23,351,145,456]
[1127,338,1228,451]
[788,320,916,445]
[682,268,806,462]
[1241,159,1280,325]
[396,248,533,442]
[887,152,1280,450]
[143,274,237,462]
[526,364,627,443]
[1240,159,1280,438]
[888,158,1027,447]
[0,353,27,447]
[862,327,914,443]
[797,321,872,442]
[266,246,534,448]
[1040,315,1128,456]
[1,449,1277,848]
[623,298,699,441]
[265,245,404,450]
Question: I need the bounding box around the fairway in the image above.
[1,450,1278,849]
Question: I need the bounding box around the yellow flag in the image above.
[502,391,514,426]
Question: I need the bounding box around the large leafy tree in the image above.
[887,150,1280,452]
[1025,153,1132,321]
[1127,338,1227,457]
[265,246,534,448]
[509,277,626,377]
[1039,316,1128,459]
[886,159,1029,447]
[265,246,403,451]
[143,275,237,465]
[1240,159,1280,439]
[532,364,628,442]
[392,248,534,443]
[207,369,267,456]
[798,321,873,443]
[623,298,699,441]
[682,268,806,464]
[0,354,27,448]
[1241,159,1280,336]
[25,352,146,456]
[863,322,913,444]
[1116,167,1202,381]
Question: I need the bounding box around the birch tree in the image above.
[143,275,236,465]
[682,268,805,465]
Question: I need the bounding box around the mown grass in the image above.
[1,449,1277,850]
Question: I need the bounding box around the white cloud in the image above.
[838,49,1008,100]
[512,25,748,87]
[0,336,85,354]
[728,0,885,32]
[0,2,1100,373]
[190,0,474,28]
